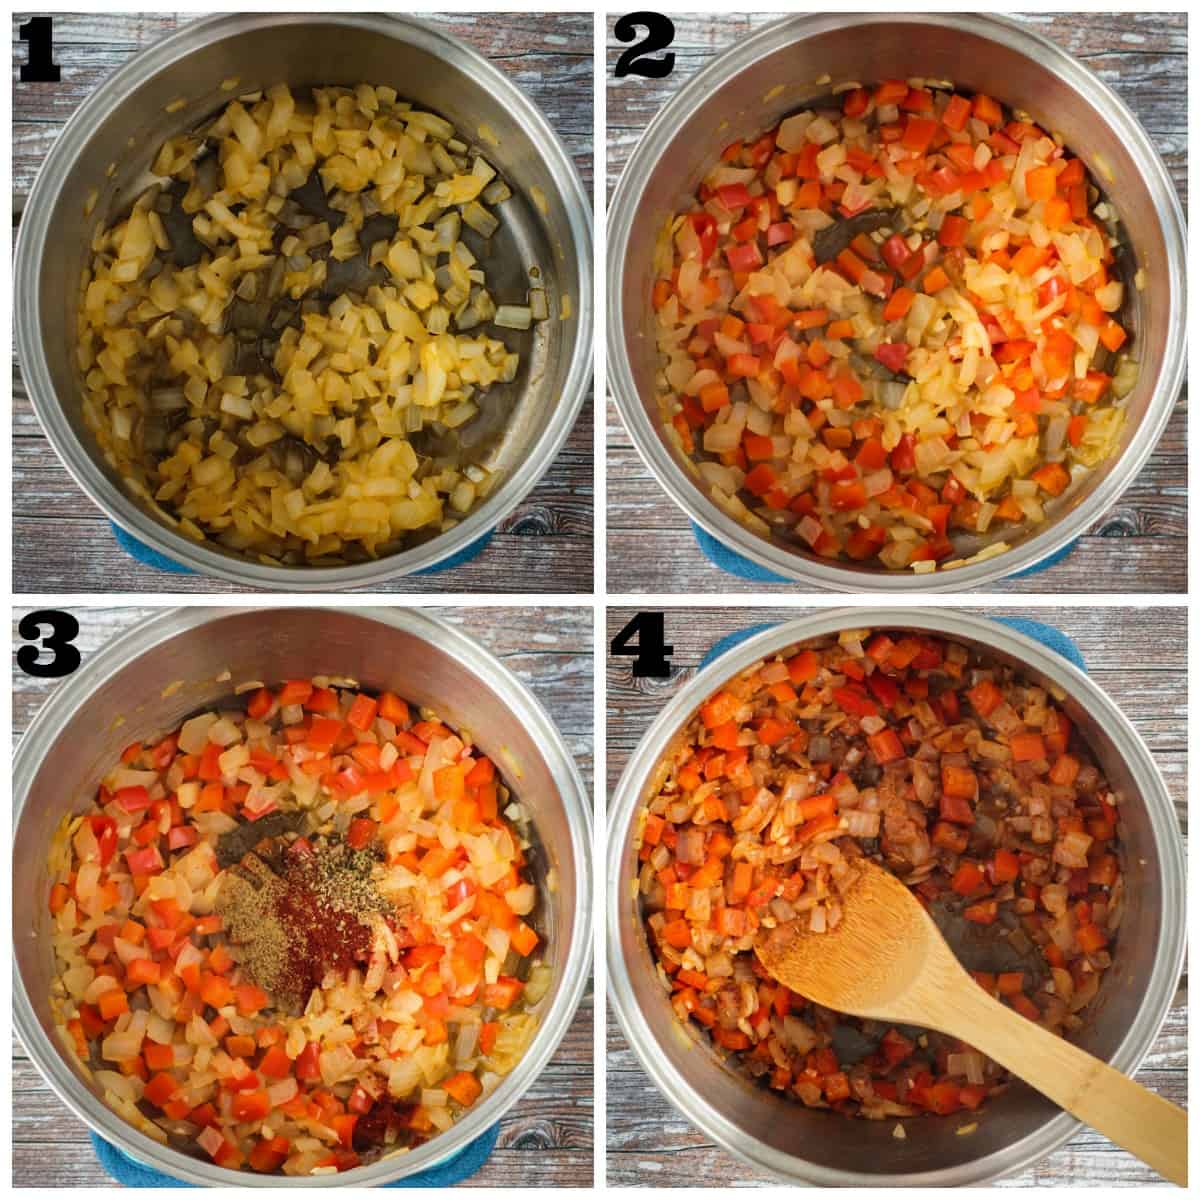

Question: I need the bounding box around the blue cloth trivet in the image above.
[110,521,494,577]
[691,520,1076,583]
[112,524,194,575]
[1002,543,1077,579]
[992,616,1086,672]
[692,523,791,584]
[89,1121,499,1187]
[700,623,781,669]
[700,616,1086,674]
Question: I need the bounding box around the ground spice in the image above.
[216,832,393,1012]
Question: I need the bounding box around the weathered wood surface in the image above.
[12,606,594,1187]
[605,13,1187,595]
[12,13,594,595]
[605,606,1186,1186]
[13,13,593,201]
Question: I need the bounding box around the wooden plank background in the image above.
[12,606,595,1187]
[605,605,1186,1186]
[12,12,594,594]
[606,13,1187,595]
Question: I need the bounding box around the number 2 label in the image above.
[614,12,676,79]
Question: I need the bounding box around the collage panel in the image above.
[14,11,594,595]
[7,6,1193,1194]
[606,605,1185,1185]
[606,13,1185,594]
[13,604,593,1184]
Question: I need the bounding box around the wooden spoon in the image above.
[755,861,1186,1186]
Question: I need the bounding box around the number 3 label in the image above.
[17,610,81,678]
[614,12,676,79]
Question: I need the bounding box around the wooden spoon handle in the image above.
[926,981,1187,1186]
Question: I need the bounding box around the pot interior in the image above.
[618,15,1180,580]
[614,623,1169,1179]
[14,608,582,1178]
[31,15,585,570]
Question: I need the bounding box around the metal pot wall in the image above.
[607,609,1183,1184]
[15,13,593,588]
[607,14,1184,590]
[13,607,592,1186]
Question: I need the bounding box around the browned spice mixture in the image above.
[353,1098,421,1152]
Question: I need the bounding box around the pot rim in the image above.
[15,12,594,590]
[607,11,1185,591]
[13,605,593,1186]
[606,607,1184,1185]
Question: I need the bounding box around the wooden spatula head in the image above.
[753,861,1188,1186]
[754,861,955,1023]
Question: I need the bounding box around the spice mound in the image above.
[218,834,393,1013]
[80,84,549,565]
[46,676,550,1175]
[639,630,1122,1120]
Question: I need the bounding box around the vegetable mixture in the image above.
[48,676,547,1175]
[638,630,1123,1118]
[80,84,545,565]
[653,80,1137,571]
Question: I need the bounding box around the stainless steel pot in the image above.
[608,14,1185,590]
[15,14,593,589]
[607,609,1184,1184]
[13,607,592,1186]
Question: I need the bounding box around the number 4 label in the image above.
[611,612,673,678]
